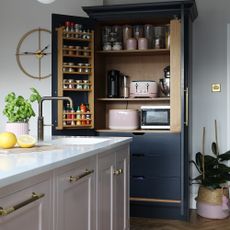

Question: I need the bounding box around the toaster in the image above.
[130,80,158,98]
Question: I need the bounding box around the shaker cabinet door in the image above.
[0,176,52,230]
[97,150,116,230]
[115,147,129,230]
[55,157,96,230]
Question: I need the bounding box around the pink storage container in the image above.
[109,109,139,130]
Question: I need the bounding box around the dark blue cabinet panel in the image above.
[130,177,180,200]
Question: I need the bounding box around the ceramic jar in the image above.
[126,38,137,50]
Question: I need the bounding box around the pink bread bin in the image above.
[109,109,139,130]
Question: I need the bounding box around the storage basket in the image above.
[196,186,229,205]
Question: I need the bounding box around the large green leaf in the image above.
[219,151,230,161]
[195,152,202,169]
[211,142,218,155]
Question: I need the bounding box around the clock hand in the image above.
[40,45,49,53]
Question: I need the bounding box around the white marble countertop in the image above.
[0,136,132,189]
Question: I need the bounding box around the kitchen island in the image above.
[0,136,131,230]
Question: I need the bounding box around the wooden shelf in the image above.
[63,54,91,58]
[63,71,91,75]
[96,49,170,56]
[97,97,170,101]
[63,125,93,129]
[63,37,91,42]
[63,89,92,92]
[96,129,172,133]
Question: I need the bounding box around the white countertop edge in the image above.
[0,137,132,189]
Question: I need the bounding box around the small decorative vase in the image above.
[5,122,29,137]
[196,186,230,219]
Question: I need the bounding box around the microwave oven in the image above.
[140,105,170,129]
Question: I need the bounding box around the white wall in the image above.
[0,0,102,138]
[191,0,230,208]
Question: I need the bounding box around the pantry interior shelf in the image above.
[63,54,92,58]
[63,89,92,92]
[96,129,172,133]
[63,72,92,75]
[97,97,170,101]
[96,49,170,56]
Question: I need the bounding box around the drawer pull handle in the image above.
[69,169,94,182]
[113,169,123,176]
[0,192,45,217]
[132,153,145,157]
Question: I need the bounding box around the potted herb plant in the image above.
[3,88,41,137]
[190,120,230,219]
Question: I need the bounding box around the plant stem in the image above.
[202,127,205,180]
[215,119,219,156]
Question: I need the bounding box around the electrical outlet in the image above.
[211,83,221,92]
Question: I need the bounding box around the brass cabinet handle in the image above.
[113,169,123,176]
[69,169,94,182]
[185,87,189,126]
[0,192,45,217]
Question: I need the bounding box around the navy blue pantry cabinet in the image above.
[52,1,198,220]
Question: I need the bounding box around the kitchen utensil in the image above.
[120,75,129,98]
[159,78,170,96]
[107,69,120,98]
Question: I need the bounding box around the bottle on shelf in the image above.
[65,103,71,125]
[76,106,81,126]
[80,103,87,125]
[64,21,71,38]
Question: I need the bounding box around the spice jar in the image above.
[68,79,75,89]
[75,46,80,55]
[68,46,75,55]
[76,80,83,90]
[63,79,69,89]
[83,80,90,90]
[78,63,83,73]
[83,46,89,56]
[84,63,91,73]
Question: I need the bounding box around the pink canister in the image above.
[126,38,137,50]
[138,37,148,50]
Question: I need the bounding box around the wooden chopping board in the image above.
[0,145,63,154]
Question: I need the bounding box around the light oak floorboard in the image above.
[130,210,230,230]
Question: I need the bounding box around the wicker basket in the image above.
[196,186,229,205]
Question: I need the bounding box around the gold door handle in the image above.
[0,192,45,217]
[185,87,189,126]
[113,169,123,176]
[69,169,94,182]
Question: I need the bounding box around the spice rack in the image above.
[56,26,94,130]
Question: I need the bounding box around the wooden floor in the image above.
[130,210,230,230]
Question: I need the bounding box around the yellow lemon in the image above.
[0,132,17,149]
[17,135,36,148]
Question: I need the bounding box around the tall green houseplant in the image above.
[190,120,230,219]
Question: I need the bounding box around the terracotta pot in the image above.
[5,122,29,137]
[196,186,230,219]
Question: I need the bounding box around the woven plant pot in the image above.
[196,186,230,219]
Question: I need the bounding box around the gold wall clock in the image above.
[16,28,52,80]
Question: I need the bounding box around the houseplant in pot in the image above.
[190,120,230,219]
[3,88,41,137]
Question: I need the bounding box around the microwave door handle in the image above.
[147,83,149,92]
[135,83,138,92]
